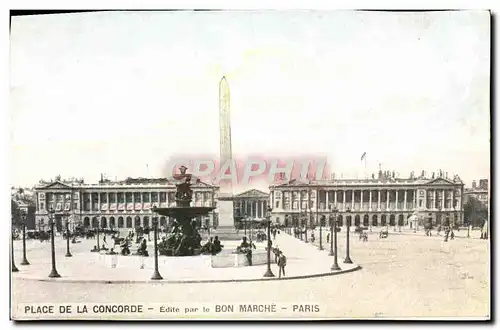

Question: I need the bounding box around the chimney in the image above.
[472,180,477,189]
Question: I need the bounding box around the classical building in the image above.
[465,179,489,208]
[34,176,219,232]
[269,171,465,228]
[11,188,36,229]
[233,189,270,222]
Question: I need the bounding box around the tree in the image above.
[11,199,21,228]
[464,197,488,227]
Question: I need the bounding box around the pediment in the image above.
[41,181,73,189]
[236,189,269,198]
[426,178,455,185]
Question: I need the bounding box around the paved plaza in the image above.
[11,232,358,283]
[11,228,489,319]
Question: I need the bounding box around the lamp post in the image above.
[263,206,275,278]
[95,218,101,252]
[244,213,247,237]
[344,208,353,264]
[304,214,308,243]
[151,210,163,280]
[11,223,18,272]
[318,214,324,250]
[331,208,341,271]
[21,212,30,265]
[329,205,337,256]
[48,208,61,278]
[65,212,72,257]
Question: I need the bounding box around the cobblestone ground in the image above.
[11,229,490,319]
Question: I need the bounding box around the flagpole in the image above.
[364,155,367,178]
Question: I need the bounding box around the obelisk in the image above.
[217,76,235,228]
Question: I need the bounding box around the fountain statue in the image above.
[153,166,216,256]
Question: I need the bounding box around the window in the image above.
[100,193,108,203]
[73,202,78,210]
[275,201,279,208]
[40,202,45,210]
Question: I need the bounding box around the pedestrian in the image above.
[278,251,287,278]
[326,232,330,244]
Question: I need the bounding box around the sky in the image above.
[10,10,490,191]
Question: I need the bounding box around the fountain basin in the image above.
[211,250,274,268]
[93,250,273,269]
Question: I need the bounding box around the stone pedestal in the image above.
[217,197,234,229]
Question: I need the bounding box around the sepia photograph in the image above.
[9,9,490,320]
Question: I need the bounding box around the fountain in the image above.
[152,166,215,256]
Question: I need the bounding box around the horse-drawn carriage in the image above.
[379,228,389,239]
[355,226,369,241]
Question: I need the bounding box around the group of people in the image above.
[200,236,224,255]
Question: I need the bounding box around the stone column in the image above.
[442,189,446,210]
[98,192,101,212]
[369,190,372,211]
[378,190,381,211]
[343,190,346,211]
[404,190,407,210]
[414,189,417,209]
[333,190,337,208]
[325,190,329,209]
[395,190,399,210]
[360,190,364,210]
[433,189,436,210]
[350,190,353,211]
[386,190,390,210]
[451,190,455,210]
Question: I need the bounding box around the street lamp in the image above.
[331,208,341,271]
[329,205,337,256]
[151,209,163,280]
[263,206,275,278]
[11,223,18,272]
[95,217,101,252]
[318,214,324,250]
[65,212,72,257]
[48,208,61,278]
[244,213,247,237]
[21,211,30,265]
[344,208,353,264]
[304,213,308,243]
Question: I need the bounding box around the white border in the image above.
[3,1,497,329]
